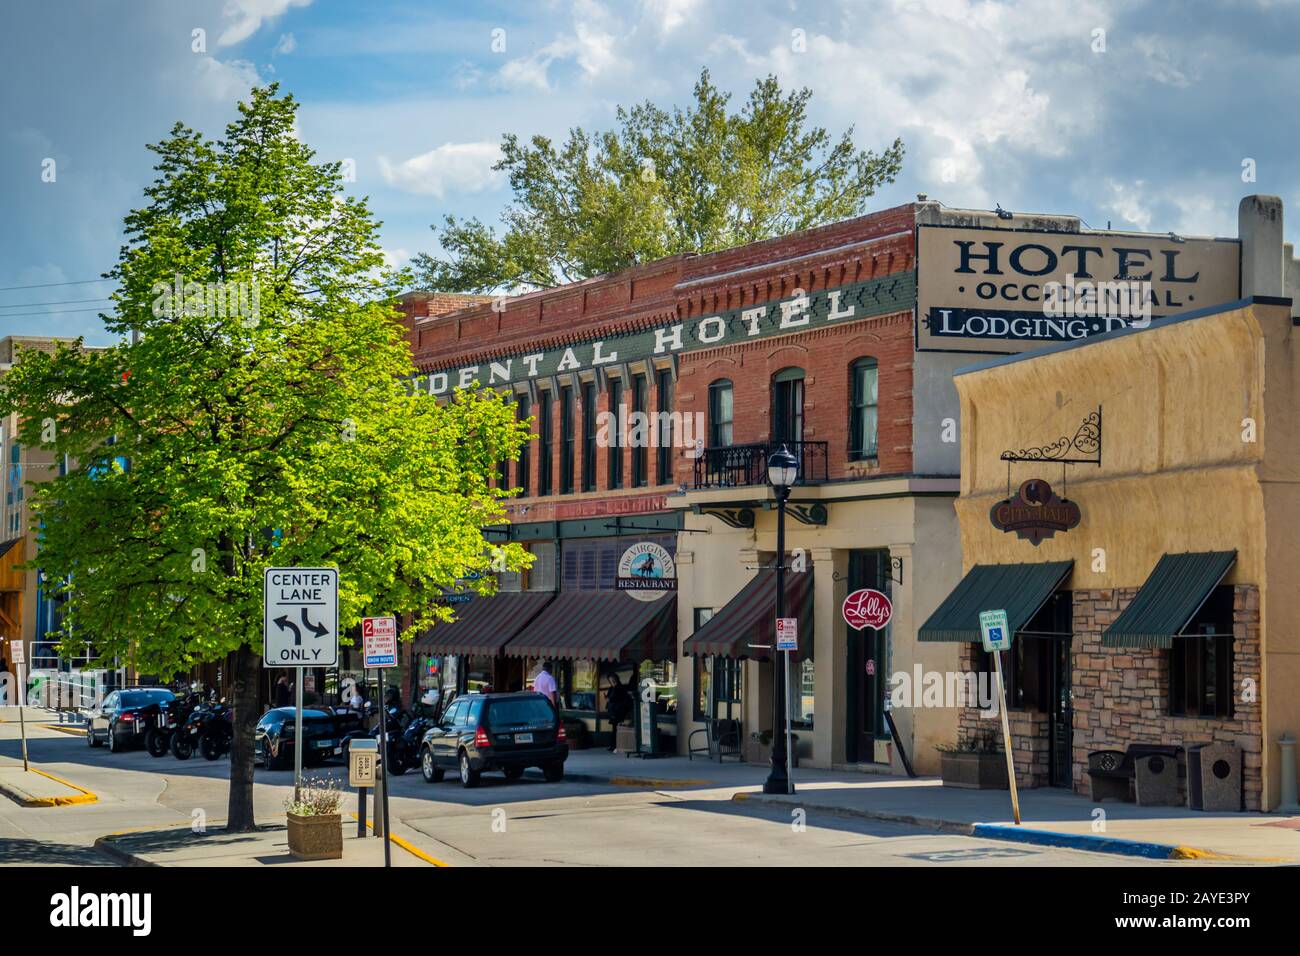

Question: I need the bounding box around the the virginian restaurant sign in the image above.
[408,272,914,394]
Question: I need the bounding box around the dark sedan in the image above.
[84,688,176,753]
[419,692,567,788]
[256,707,363,770]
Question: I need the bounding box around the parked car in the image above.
[256,707,364,770]
[418,691,567,788]
[84,688,177,753]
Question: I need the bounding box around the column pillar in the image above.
[812,547,847,767]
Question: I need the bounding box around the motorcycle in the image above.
[145,692,205,758]
[342,700,436,775]
[171,697,233,760]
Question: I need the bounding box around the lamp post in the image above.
[763,445,799,795]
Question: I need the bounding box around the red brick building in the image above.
[399,201,966,767]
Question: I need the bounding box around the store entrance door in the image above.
[846,549,891,764]
[1049,637,1073,788]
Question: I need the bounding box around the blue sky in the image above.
[2,0,1297,344]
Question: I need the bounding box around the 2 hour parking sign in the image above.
[264,567,339,667]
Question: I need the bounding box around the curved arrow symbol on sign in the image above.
[274,615,302,646]
[301,607,329,639]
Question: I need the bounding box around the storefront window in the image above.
[695,654,742,721]
[788,656,814,726]
[638,659,677,717]
[463,655,494,694]
[559,659,598,711]
[1169,585,1234,718]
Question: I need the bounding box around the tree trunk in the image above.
[226,643,261,832]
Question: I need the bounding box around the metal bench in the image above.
[688,718,742,762]
[1087,744,1182,803]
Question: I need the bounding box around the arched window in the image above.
[849,357,879,460]
[708,379,733,447]
[772,367,805,445]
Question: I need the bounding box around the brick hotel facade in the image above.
[400,203,969,770]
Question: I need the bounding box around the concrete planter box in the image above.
[287,813,342,861]
[940,751,1009,789]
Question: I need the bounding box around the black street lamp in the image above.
[763,444,799,795]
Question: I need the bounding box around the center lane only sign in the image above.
[264,567,339,667]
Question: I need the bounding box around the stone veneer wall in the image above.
[953,584,1262,806]
[1072,585,1262,810]
[955,644,1051,789]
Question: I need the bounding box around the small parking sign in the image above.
[979,609,1011,652]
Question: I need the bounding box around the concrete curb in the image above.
[93,834,160,867]
[0,768,98,807]
[729,792,1275,861]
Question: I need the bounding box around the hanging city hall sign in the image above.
[990,478,1081,546]
[916,224,1240,353]
[408,272,914,394]
[616,541,676,602]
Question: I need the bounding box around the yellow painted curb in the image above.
[3,767,98,807]
[42,724,85,736]
[608,776,714,788]
[1170,844,1291,863]
[349,812,448,867]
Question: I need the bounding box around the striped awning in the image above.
[682,569,814,661]
[919,561,1074,642]
[415,591,556,657]
[503,591,677,663]
[1103,551,1237,649]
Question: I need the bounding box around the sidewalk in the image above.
[0,756,98,807]
[98,821,436,867]
[551,749,1300,862]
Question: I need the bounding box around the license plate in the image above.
[333,747,342,757]
[314,739,334,748]
[515,733,534,743]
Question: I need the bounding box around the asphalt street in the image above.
[0,719,1204,867]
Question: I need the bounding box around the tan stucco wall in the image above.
[673,479,962,774]
[954,301,1299,808]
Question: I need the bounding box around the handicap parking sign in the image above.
[979,609,1012,652]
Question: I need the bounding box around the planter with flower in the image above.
[936,730,1009,789]
[285,777,344,860]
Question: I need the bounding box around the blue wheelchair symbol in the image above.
[988,626,1004,644]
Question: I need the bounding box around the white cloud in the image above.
[1101,178,1155,231]
[218,0,313,48]
[494,0,620,91]
[641,0,702,35]
[273,32,297,55]
[194,56,262,102]
[377,142,504,198]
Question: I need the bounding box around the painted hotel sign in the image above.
[916,224,1239,353]
[409,272,914,394]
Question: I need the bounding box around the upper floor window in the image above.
[772,367,805,445]
[708,379,733,447]
[849,357,879,460]
[516,395,531,497]
[537,390,553,497]
[656,368,674,485]
[608,378,624,490]
[631,373,648,487]
[581,381,597,492]
[560,385,575,495]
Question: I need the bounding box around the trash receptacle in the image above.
[1187,743,1242,811]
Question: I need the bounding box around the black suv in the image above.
[419,692,567,788]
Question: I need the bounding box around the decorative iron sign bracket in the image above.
[1000,406,1102,467]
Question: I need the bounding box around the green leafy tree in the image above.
[414,69,904,292]
[0,86,531,831]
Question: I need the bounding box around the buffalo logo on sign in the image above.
[842,588,893,631]
[990,478,1081,546]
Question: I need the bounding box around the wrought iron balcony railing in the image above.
[692,440,829,490]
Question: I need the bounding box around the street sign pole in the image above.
[294,667,304,800]
[992,651,1021,825]
[377,664,391,868]
[17,661,29,772]
[783,649,793,795]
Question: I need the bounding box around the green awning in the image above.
[918,561,1074,642]
[1102,551,1237,649]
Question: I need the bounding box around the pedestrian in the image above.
[605,673,632,752]
[274,674,290,708]
[533,661,558,708]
